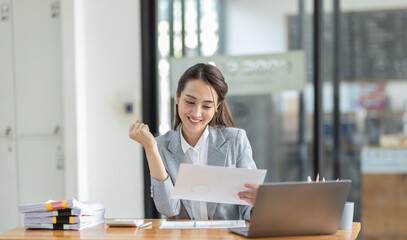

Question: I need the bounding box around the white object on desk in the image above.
[171,164,266,205]
[106,219,144,227]
[138,221,152,228]
[339,202,354,229]
[159,220,246,229]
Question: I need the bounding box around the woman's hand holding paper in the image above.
[238,184,259,206]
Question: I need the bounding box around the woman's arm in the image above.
[129,120,168,181]
[129,120,181,217]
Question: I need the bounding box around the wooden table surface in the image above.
[0,220,361,240]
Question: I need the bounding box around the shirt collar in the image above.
[180,124,209,153]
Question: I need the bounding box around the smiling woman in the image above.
[175,79,218,146]
[173,63,235,146]
[129,63,259,220]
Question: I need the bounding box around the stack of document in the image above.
[18,198,105,230]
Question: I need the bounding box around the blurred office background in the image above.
[1,0,407,239]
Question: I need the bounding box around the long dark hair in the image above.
[173,63,235,129]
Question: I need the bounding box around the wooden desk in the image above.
[0,220,361,240]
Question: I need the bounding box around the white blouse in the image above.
[180,125,209,220]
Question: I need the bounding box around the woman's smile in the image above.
[188,116,202,124]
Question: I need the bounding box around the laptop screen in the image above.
[248,180,351,237]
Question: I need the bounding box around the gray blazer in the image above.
[150,125,256,220]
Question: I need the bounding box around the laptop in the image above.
[229,180,351,238]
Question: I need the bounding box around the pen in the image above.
[138,221,152,228]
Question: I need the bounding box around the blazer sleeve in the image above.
[235,129,257,221]
[149,133,183,218]
[150,175,181,218]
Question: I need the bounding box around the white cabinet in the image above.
[0,0,15,135]
[0,0,19,232]
[0,139,19,232]
[18,137,65,203]
[13,0,63,136]
[0,0,64,232]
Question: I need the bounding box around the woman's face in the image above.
[176,79,218,140]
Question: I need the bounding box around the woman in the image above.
[129,63,258,220]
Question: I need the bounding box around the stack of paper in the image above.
[18,198,105,230]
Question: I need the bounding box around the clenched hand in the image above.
[129,120,156,149]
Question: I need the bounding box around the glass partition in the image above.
[157,0,311,182]
[155,1,407,238]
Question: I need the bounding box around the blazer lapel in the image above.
[162,125,194,219]
[162,126,187,177]
[207,127,229,167]
[207,127,229,219]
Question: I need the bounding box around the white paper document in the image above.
[171,164,267,205]
[159,220,246,229]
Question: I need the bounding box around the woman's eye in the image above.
[203,105,212,109]
[186,100,194,105]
